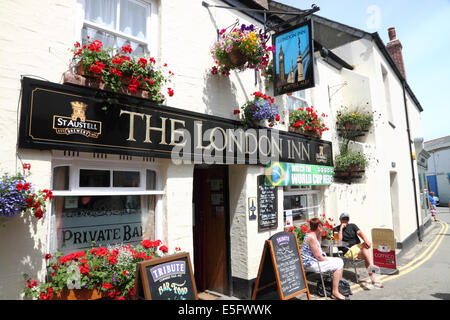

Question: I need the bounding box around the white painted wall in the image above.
[0,0,427,298]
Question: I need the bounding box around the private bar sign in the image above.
[18,77,332,167]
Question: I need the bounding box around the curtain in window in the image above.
[119,0,147,40]
[85,0,117,29]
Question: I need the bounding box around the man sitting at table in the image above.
[333,212,383,288]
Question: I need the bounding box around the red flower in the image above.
[88,40,103,52]
[159,245,168,253]
[275,114,280,121]
[34,209,43,219]
[138,58,147,67]
[102,283,113,290]
[23,163,31,170]
[233,109,240,115]
[121,45,133,54]
[167,88,174,97]
[111,56,123,65]
[45,254,52,260]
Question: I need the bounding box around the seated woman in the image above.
[301,218,347,300]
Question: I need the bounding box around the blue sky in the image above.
[278,0,450,141]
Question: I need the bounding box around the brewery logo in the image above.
[53,101,102,138]
[315,145,328,164]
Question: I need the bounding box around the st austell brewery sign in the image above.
[273,19,315,96]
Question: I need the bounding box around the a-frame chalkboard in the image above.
[134,252,198,300]
[252,231,310,300]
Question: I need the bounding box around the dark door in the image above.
[192,166,229,294]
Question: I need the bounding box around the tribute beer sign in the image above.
[19,77,332,166]
[135,252,198,300]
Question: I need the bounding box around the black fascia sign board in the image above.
[18,77,332,166]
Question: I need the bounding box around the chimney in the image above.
[386,27,406,79]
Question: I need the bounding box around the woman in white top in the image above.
[301,218,347,300]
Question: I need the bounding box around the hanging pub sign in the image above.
[272,19,315,96]
[18,77,331,166]
[134,252,198,300]
[265,162,334,186]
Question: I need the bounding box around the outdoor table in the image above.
[321,240,349,256]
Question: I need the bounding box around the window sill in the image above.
[53,190,164,196]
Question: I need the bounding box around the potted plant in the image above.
[289,106,329,138]
[261,59,274,89]
[0,163,52,225]
[334,150,368,178]
[336,107,373,139]
[211,24,274,76]
[234,91,280,129]
[23,240,172,300]
[285,214,336,245]
[71,39,174,105]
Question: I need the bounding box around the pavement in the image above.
[202,206,450,301]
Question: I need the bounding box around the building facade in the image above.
[0,0,429,299]
[425,136,450,206]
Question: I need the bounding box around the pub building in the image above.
[0,0,429,300]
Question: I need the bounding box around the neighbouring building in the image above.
[425,136,450,206]
[0,0,429,299]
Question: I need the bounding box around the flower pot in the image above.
[75,61,87,76]
[51,287,104,300]
[344,123,356,130]
[334,171,350,177]
[228,47,247,67]
[289,127,321,138]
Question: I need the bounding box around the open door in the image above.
[192,166,229,295]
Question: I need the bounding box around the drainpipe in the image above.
[402,80,422,242]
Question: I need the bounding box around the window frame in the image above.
[283,188,321,225]
[52,160,163,196]
[287,90,311,112]
[78,0,158,57]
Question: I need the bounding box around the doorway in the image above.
[192,165,230,295]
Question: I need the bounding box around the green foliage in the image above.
[334,150,368,171]
[336,107,373,131]
[71,39,173,106]
[23,240,171,300]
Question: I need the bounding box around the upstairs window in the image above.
[82,0,156,56]
[287,90,310,112]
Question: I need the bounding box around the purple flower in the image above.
[0,174,27,218]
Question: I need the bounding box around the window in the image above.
[283,187,321,225]
[49,159,163,254]
[287,90,310,112]
[82,0,156,56]
[381,65,394,125]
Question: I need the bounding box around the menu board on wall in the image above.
[252,231,310,300]
[257,175,278,232]
[135,252,198,300]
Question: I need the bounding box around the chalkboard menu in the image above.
[257,175,278,232]
[252,231,310,300]
[135,252,198,300]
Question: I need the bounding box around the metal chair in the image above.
[300,245,332,297]
[336,246,365,283]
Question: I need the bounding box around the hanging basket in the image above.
[228,47,248,67]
